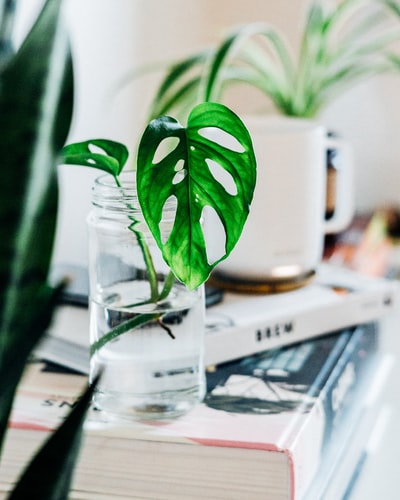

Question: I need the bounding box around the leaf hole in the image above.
[174,159,185,172]
[88,143,107,155]
[172,170,187,185]
[206,159,237,196]
[198,127,245,153]
[153,137,180,164]
[202,205,226,265]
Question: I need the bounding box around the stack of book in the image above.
[1,322,394,499]
[1,211,398,499]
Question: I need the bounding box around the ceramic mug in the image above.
[206,116,354,290]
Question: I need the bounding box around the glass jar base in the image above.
[92,385,205,421]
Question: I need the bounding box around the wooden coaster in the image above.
[207,269,316,294]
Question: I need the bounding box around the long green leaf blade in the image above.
[0,0,73,449]
[149,50,210,118]
[0,284,64,452]
[204,22,295,103]
[0,0,16,67]
[7,375,98,500]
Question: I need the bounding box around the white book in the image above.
[205,262,399,365]
[37,263,399,372]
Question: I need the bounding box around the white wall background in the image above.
[15,0,400,266]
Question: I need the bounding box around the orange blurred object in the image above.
[323,211,392,278]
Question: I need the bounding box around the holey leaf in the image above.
[137,102,257,290]
[61,139,129,180]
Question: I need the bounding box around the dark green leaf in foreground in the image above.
[0,283,64,452]
[137,101,257,290]
[0,0,73,451]
[7,375,99,500]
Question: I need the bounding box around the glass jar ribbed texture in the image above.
[87,172,206,420]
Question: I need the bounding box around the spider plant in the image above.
[148,0,400,120]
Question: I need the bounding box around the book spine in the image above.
[288,322,379,499]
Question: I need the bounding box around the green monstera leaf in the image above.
[62,139,129,181]
[137,101,257,290]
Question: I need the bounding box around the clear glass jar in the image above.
[87,172,206,420]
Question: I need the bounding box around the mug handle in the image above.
[324,135,355,234]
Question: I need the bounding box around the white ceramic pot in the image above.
[206,116,354,290]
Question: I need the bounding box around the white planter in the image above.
[207,116,354,291]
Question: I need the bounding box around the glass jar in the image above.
[87,172,206,420]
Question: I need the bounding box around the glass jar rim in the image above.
[92,171,177,217]
[95,171,136,189]
[92,171,139,212]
